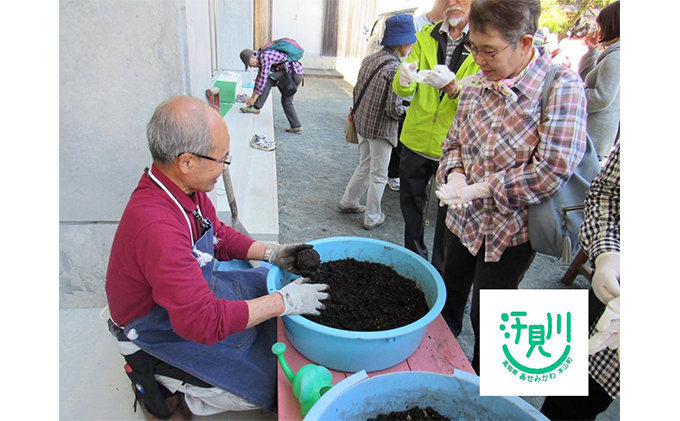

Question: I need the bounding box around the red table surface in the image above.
[275,315,475,421]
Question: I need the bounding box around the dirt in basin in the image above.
[304,258,430,331]
[368,406,450,420]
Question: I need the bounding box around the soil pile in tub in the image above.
[368,406,450,420]
[304,258,430,331]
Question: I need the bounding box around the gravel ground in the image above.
[270,76,619,420]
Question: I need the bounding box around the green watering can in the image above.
[272,342,334,417]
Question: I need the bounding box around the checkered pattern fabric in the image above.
[581,141,620,399]
[580,141,621,263]
[352,47,406,145]
[588,317,620,398]
[253,49,304,96]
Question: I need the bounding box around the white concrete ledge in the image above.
[208,72,279,243]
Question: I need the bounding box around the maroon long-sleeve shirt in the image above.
[105,165,255,345]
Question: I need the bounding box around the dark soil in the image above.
[368,406,450,421]
[296,248,321,272]
[304,258,430,331]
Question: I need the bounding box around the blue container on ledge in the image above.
[266,236,446,372]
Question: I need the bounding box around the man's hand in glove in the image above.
[592,252,620,304]
[267,243,313,275]
[422,64,457,90]
[399,61,418,87]
[435,172,468,207]
[277,277,329,316]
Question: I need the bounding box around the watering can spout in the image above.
[272,342,297,383]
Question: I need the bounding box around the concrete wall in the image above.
[217,0,253,71]
[59,0,251,308]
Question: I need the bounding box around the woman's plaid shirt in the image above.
[254,49,304,96]
[437,51,588,262]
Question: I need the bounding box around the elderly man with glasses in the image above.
[104,95,328,418]
[434,0,588,374]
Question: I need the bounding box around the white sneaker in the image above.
[250,135,275,151]
[388,178,400,191]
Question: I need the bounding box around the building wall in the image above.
[217,0,254,71]
[59,0,251,308]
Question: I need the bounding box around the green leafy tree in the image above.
[540,0,617,39]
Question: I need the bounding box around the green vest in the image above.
[393,24,481,158]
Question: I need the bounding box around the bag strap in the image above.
[530,64,559,162]
[540,65,559,123]
[351,59,398,115]
[537,64,589,216]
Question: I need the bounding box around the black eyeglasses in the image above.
[187,152,232,166]
[464,41,512,61]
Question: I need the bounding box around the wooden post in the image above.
[254,0,272,49]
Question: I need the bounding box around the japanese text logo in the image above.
[480,289,588,396]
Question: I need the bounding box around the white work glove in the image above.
[422,64,457,89]
[589,296,620,357]
[455,182,491,204]
[277,277,329,316]
[437,178,491,209]
[268,243,314,276]
[399,61,418,87]
[435,172,468,207]
[592,252,621,304]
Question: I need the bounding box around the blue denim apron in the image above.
[124,170,277,411]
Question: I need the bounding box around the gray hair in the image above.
[470,0,541,46]
[147,96,215,163]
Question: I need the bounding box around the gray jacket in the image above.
[579,41,620,157]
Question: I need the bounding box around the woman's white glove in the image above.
[435,172,468,206]
[399,61,418,87]
[589,296,620,356]
[592,252,620,304]
[422,65,456,89]
[277,277,329,316]
[438,180,491,209]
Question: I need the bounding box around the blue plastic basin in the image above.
[266,237,445,372]
[304,370,549,421]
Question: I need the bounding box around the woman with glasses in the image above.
[434,0,588,374]
[579,1,620,160]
